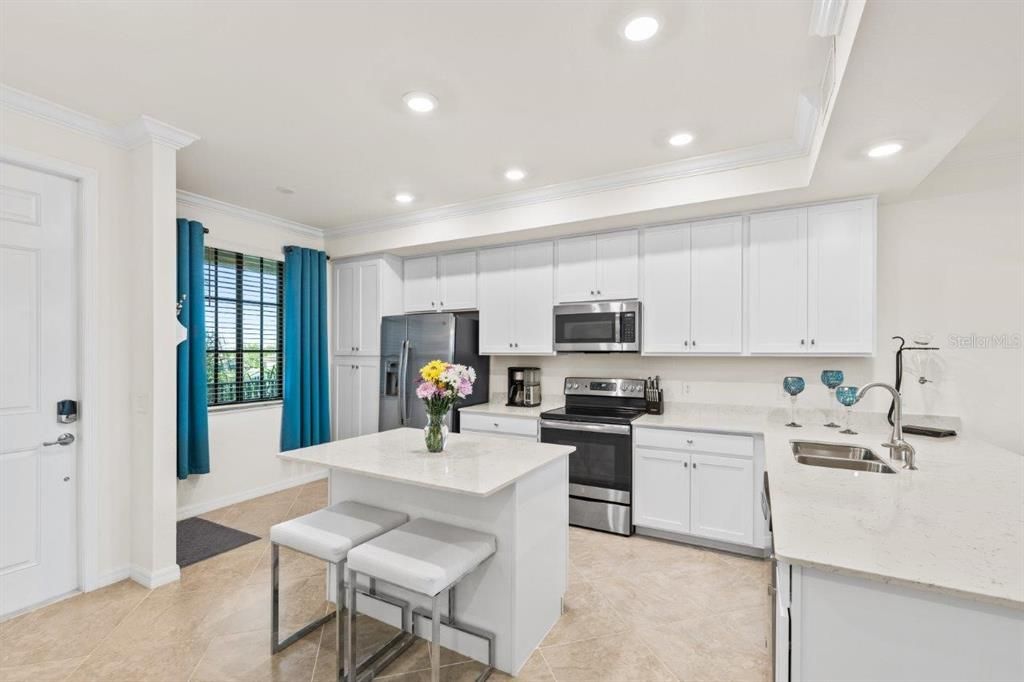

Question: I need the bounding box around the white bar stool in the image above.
[269,500,409,680]
[344,518,497,682]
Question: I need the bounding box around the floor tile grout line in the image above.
[308,618,326,682]
[60,584,154,680]
[534,647,558,682]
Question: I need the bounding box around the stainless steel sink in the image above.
[791,440,897,474]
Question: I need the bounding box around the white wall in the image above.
[174,198,327,519]
[490,155,1024,453]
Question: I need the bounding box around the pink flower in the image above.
[416,382,438,399]
[457,378,473,398]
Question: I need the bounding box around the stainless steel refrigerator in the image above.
[379,313,490,432]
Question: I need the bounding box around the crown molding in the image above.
[809,0,848,37]
[176,190,324,238]
[1,83,198,150]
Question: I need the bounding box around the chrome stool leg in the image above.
[431,590,443,682]
[270,542,336,655]
[345,567,358,682]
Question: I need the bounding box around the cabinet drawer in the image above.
[460,412,537,438]
[635,427,753,457]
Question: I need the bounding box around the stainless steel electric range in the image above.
[539,377,646,536]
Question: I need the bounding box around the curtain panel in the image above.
[176,218,210,479]
[281,246,331,451]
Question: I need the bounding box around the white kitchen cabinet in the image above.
[689,452,754,545]
[460,412,538,440]
[556,230,638,302]
[333,359,379,440]
[642,218,742,354]
[748,198,875,355]
[634,447,691,533]
[333,256,402,357]
[403,252,477,313]
[478,241,554,354]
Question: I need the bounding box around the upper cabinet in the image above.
[748,198,875,354]
[333,256,402,357]
[479,241,554,354]
[556,230,638,302]
[642,217,743,354]
[403,252,477,313]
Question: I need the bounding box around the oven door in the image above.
[539,420,632,503]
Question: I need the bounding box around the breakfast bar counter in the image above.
[280,428,574,674]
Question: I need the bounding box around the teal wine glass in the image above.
[836,385,859,434]
[821,370,844,428]
[783,376,806,427]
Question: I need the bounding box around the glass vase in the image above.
[424,410,449,453]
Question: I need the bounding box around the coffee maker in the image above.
[507,367,542,407]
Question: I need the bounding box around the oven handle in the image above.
[539,420,631,435]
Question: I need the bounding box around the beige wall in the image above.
[491,155,1024,452]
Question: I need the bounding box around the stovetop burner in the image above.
[540,405,645,425]
[540,377,647,425]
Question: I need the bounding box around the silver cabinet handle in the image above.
[514,343,519,348]
[686,439,694,444]
[590,290,594,295]
[692,340,696,347]
[44,433,75,447]
[693,463,698,469]
[810,339,816,345]
[596,290,601,295]
[684,340,689,347]
[800,339,806,345]
[683,461,689,468]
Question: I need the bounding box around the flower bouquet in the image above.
[416,360,477,452]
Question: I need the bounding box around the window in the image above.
[204,247,284,406]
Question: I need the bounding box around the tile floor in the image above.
[0,479,771,681]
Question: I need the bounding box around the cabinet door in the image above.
[807,199,875,354]
[333,263,357,355]
[690,452,753,545]
[403,256,438,312]
[356,362,380,436]
[477,246,516,353]
[690,217,743,353]
[438,251,477,311]
[356,261,379,355]
[333,362,358,440]
[642,224,690,353]
[556,235,597,302]
[634,447,690,533]
[748,208,808,353]
[595,230,639,300]
[513,242,555,354]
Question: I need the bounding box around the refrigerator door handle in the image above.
[398,339,410,425]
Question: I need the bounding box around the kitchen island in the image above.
[279,427,573,674]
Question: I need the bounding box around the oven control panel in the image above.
[564,377,646,396]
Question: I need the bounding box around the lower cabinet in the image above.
[634,429,756,547]
[459,412,538,441]
[333,359,379,440]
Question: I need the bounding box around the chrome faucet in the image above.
[854,382,917,470]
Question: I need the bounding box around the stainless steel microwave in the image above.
[553,300,641,352]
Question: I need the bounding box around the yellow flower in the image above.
[420,360,448,383]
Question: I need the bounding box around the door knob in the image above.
[43,433,75,447]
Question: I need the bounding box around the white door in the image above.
[690,217,743,353]
[334,361,362,440]
[356,261,379,355]
[513,242,555,354]
[477,246,516,353]
[403,256,438,312]
[595,230,639,300]
[0,162,79,616]
[748,208,808,353]
[807,199,875,354]
[633,448,690,533]
[642,224,690,353]
[438,251,477,311]
[355,361,380,436]
[689,453,754,545]
[333,263,357,354]
[555,235,597,302]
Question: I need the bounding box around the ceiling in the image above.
[0,0,831,228]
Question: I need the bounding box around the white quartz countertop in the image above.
[636,404,1024,608]
[459,395,563,419]
[279,427,574,497]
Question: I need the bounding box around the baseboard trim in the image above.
[89,567,132,591]
[634,526,769,558]
[176,469,328,520]
[129,563,181,589]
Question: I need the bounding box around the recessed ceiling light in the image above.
[394,192,415,204]
[504,168,526,181]
[623,16,659,42]
[275,185,295,195]
[668,132,694,147]
[866,142,903,158]
[402,92,437,113]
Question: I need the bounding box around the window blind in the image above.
[203,247,284,406]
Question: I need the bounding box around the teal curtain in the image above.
[281,246,330,451]
[177,219,210,479]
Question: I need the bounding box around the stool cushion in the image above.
[270,501,408,563]
[346,518,496,597]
